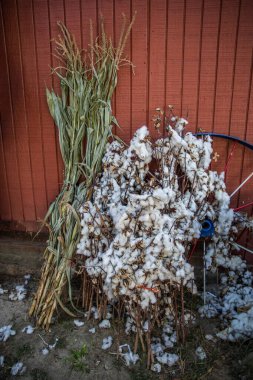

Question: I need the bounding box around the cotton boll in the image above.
[102,336,113,350]
[156,353,179,366]
[22,325,34,334]
[124,352,139,366]
[91,307,99,320]
[106,311,113,320]
[142,320,149,332]
[198,303,220,318]
[99,319,111,329]
[195,346,206,360]
[0,325,16,342]
[151,342,164,356]
[163,323,173,335]
[9,285,27,301]
[205,334,216,342]
[74,320,84,327]
[0,287,4,295]
[176,268,185,278]
[119,344,139,365]
[174,117,188,134]
[162,333,174,348]
[151,363,161,373]
[192,219,201,238]
[11,362,26,376]
[149,291,157,305]
[128,126,153,164]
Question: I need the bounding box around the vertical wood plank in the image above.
[148,0,167,136]
[0,118,12,220]
[0,3,17,221]
[219,1,252,206]
[97,0,116,133]
[114,0,132,142]
[48,0,66,190]
[181,0,203,132]
[211,0,240,200]
[131,0,148,131]
[229,0,253,206]
[17,0,48,220]
[2,0,36,221]
[240,53,253,255]
[166,0,186,117]
[197,0,221,132]
[33,0,59,208]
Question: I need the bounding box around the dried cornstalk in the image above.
[29,15,135,329]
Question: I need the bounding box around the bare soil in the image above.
[0,274,252,380]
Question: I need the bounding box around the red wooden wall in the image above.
[0,0,253,232]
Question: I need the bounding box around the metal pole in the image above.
[230,171,253,198]
[203,239,206,305]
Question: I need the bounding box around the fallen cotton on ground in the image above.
[199,268,253,341]
[1,273,253,379]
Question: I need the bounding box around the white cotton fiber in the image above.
[76,120,253,361]
[22,325,34,334]
[151,363,161,373]
[0,325,16,342]
[74,319,84,327]
[0,356,4,367]
[156,353,179,366]
[99,319,111,329]
[11,362,26,376]
[195,346,206,360]
[101,336,113,350]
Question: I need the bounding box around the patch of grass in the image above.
[31,368,50,380]
[66,343,90,373]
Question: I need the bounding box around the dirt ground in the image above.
[0,274,252,380]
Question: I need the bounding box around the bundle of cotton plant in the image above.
[77,111,253,366]
[29,15,135,328]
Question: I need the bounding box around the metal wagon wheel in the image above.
[186,132,253,303]
[152,107,253,262]
[196,133,253,258]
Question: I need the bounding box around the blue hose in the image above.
[200,219,215,238]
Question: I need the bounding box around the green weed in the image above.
[66,343,90,373]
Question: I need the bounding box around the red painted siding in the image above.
[0,0,253,231]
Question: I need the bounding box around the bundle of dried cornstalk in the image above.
[29,16,135,329]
